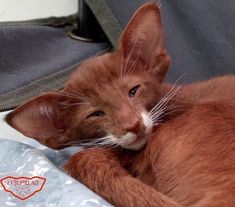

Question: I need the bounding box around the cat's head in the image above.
[6,3,170,150]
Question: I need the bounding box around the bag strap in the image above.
[85,0,123,48]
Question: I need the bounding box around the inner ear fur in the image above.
[117,2,170,82]
[5,92,70,149]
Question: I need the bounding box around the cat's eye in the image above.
[129,85,141,98]
[87,111,105,118]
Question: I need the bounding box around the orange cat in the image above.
[6,3,235,207]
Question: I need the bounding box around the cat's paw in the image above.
[64,148,116,181]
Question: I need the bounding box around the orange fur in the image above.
[6,3,235,206]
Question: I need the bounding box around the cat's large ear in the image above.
[117,3,170,82]
[5,92,70,149]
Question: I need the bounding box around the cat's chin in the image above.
[121,134,149,150]
[124,137,148,150]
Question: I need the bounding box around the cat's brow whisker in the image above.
[122,33,140,79]
[121,47,125,80]
[59,102,89,108]
[66,88,90,102]
[116,55,121,80]
[126,46,141,77]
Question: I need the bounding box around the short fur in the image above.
[6,3,235,207]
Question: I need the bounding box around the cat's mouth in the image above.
[125,134,149,150]
[118,131,150,150]
[108,112,154,150]
[119,112,154,150]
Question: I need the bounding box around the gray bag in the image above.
[87,0,235,82]
[1,0,234,111]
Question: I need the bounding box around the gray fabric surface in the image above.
[1,0,235,110]
[161,0,235,82]
[0,26,109,110]
[99,0,235,82]
[0,26,108,94]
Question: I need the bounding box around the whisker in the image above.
[149,85,182,117]
[151,103,184,123]
[80,139,117,149]
[34,82,90,103]
[148,74,188,124]
[116,55,121,80]
[56,135,114,148]
[120,46,124,80]
[152,108,183,122]
[148,86,177,115]
[66,89,90,102]
[150,103,182,118]
[148,74,187,116]
[76,136,114,147]
[122,33,140,79]
[59,102,89,108]
[126,46,141,77]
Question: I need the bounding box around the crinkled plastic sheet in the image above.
[0,138,112,207]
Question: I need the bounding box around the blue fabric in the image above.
[0,139,112,207]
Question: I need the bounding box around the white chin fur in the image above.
[141,112,154,134]
[110,112,153,150]
[121,132,144,150]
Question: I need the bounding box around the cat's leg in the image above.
[64,148,183,207]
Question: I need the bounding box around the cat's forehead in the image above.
[69,54,116,82]
[66,53,145,94]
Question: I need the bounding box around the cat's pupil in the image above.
[88,111,105,118]
[129,85,141,98]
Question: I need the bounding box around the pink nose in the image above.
[124,120,140,134]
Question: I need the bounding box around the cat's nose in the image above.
[125,120,140,134]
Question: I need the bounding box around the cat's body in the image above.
[6,3,235,207]
[129,101,235,206]
[177,75,235,104]
[65,100,235,207]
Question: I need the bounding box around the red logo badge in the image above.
[1,176,46,200]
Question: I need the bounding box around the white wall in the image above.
[0,0,78,22]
